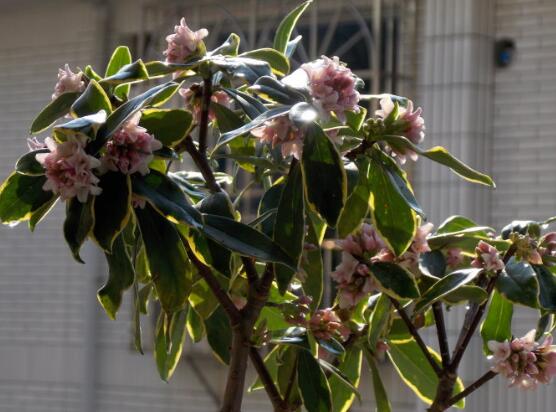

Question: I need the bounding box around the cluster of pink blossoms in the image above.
[488,330,556,389]
[164,18,208,63]
[285,297,348,342]
[539,232,556,265]
[52,64,85,100]
[101,113,162,176]
[332,222,433,308]
[300,56,360,122]
[36,136,101,203]
[179,87,233,124]
[252,116,304,159]
[446,247,464,268]
[471,240,504,272]
[375,95,425,164]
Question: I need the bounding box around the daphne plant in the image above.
[1,1,556,412]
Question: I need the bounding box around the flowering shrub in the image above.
[0,2,555,412]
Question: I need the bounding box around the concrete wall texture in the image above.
[0,0,555,411]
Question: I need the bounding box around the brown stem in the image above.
[221,326,251,412]
[249,347,289,412]
[432,302,450,368]
[445,371,498,408]
[198,77,213,155]
[389,297,442,376]
[182,136,221,193]
[427,372,457,412]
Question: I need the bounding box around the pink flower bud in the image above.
[101,112,163,176]
[164,18,208,63]
[375,95,425,164]
[36,136,101,203]
[251,116,304,159]
[179,87,233,124]
[300,56,360,122]
[52,64,85,100]
[471,241,504,272]
[446,248,464,267]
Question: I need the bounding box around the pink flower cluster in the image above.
[471,241,504,272]
[101,113,162,176]
[52,64,85,100]
[446,247,464,268]
[308,308,350,341]
[488,330,556,389]
[375,95,425,164]
[252,116,304,159]
[164,18,208,63]
[539,232,556,265]
[301,56,360,122]
[36,136,101,202]
[332,223,433,308]
[179,87,233,124]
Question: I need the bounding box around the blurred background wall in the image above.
[0,0,555,411]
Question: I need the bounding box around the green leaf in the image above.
[15,150,47,176]
[331,347,363,412]
[442,285,488,305]
[91,82,179,154]
[70,80,112,117]
[105,46,132,77]
[337,159,370,237]
[138,108,193,147]
[258,183,284,237]
[213,106,292,153]
[208,55,273,84]
[205,305,232,364]
[368,293,391,351]
[240,48,290,76]
[368,155,417,256]
[201,214,296,270]
[186,306,205,343]
[252,76,307,105]
[145,60,200,77]
[30,92,80,134]
[92,172,131,252]
[154,309,187,381]
[131,170,202,229]
[302,215,324,311]
[496,257,539,308]
[414,269,481,313]
[0,173,56,225]
[480,290,513,353]
[436,215,486,234]
[388,339,465,408]
[194,192,234,277]
[319,359,359,397]
[419,251,447,278]
[382,135,495,187]
[223,88,267,119]
[285,35,303,58]
[365,353,392,412]
[209,33,240,56]
[135,204,192,313]
[102,59,149,86]
[28,196,57,231]
[301,123,347,227]
[297,349,332,412]
[370,262,420,300]
[98,232,135,320]
[63,197,94,263]
[132,281,144,354]
[274,161,305,293]
[189,278,219,319]
[380,153,424,217]
[273,0,313,54]
[534,265,556,311]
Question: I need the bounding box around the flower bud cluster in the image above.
[539,232,556,266]
[179,85,233,124]
[471,241,504,273]
[488,330,556,390]
[52,64,85,100]
[164,18,208,63]
[332,223,433,308]
[374,95,425,164]
[252,116,304,159]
